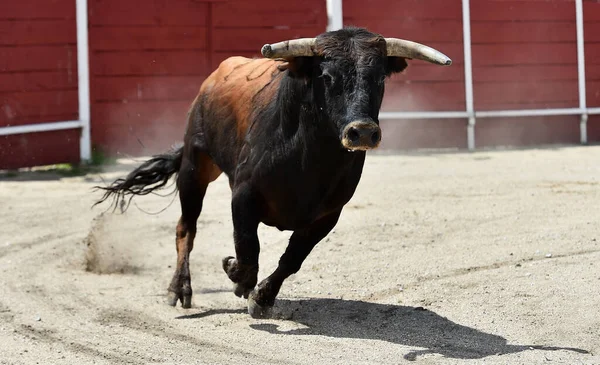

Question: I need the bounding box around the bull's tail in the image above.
[93,145,184,212]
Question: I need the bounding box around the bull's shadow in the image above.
[248,298,589,361]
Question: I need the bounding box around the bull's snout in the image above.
[341,121,381,151]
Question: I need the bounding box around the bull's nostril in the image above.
[347,128,360,143]
[371,131,380,145]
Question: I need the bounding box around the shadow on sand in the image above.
[234,298,590,361]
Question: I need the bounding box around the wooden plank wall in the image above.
[472,0,581,147]
[3,0,599,169]
[0,0,80,169]
[89,0,327,157]
[344,0,600,150]
[88,0,211,157]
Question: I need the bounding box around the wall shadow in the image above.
[248,298,589,361]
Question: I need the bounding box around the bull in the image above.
[94,27,451,318]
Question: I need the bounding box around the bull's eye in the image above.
[321,72,333,86]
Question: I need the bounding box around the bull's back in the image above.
[192,56,284,176]
[200,57,283,138]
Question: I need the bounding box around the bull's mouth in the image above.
[341,121,381,151]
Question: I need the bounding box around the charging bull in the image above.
[94,27,451,318]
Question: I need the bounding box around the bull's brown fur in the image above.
[198,57,285,141]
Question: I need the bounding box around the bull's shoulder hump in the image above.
[201,57,284,98]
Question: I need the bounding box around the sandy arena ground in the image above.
[1,145,599,364]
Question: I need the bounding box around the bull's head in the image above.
[261,27,451,152]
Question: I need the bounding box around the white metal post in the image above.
[575,0,588,144]
[326,0,343,31]
[76,0,92,162]
[461,0,475,150]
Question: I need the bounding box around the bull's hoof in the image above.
[233,283,251,299]
[223,256,255,298]
[247,295,273,319]
[166,291,179,307]
[166,291,192,308]
[222,256,235,273]
[181,294,192,309]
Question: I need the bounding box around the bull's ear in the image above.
[283,56,315,79]
[386,57,408,75]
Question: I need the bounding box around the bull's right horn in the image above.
[385,38,452,66]
[261,38,318,59]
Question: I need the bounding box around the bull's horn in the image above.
[261,38,318,59]
[385,38,452,66]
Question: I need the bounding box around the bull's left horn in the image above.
[261,38,318,59]
[385,38,452,66]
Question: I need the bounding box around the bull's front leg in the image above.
[247,210,342,318]
[222,184,261,299]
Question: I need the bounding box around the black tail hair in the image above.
[93,145,184,212]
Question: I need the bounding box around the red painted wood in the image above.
[0,129,80,170]
[0,71,77,93]
[86,0,327,157]
[379,118,468,150]
[397,64,465,82]
[587,81,600,107]
[382,81,466,111]
[343,0,462,20]
[584,0,600,21]
[0,45,77,72]
[91,51,210,76]
[0,0,75,20]
[584,43,600,65]
[91,102,191,155]
[89,27,207,51]
[212,0,326,28]
[1,90,79,126]
[472,44,577,66]
[91,123,186,156]
[475,101,578,111]
[474,80,579,109]
[476,116,580,148]
[213,27,327,52]
[341,0,600,149]
[470,21,576,44]
[88,0,209,26]
[586,116,600,142]
[342,18,463,43]
[0,20,75,46]
[0,2,79,168]
[471,1,575,21]
[93,76,205,102]
[584,22,600,42]
[92,101,191,129]
[473,65,579,83]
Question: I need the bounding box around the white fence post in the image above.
[462,0,475,150]
[76,0,92,162]
[326,0,343,31]
[575,0,588,145]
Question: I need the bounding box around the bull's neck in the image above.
[275,74,338,143]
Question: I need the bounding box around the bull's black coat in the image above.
[95,27,411,317]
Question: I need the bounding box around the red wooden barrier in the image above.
[3,0,600,169]
[345,0,600,149]
[0,0,79,169]
[88,0,327,157]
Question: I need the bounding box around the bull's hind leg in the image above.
[247,210,342,318]
[222,184,261,300]
[167,151,221,308]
